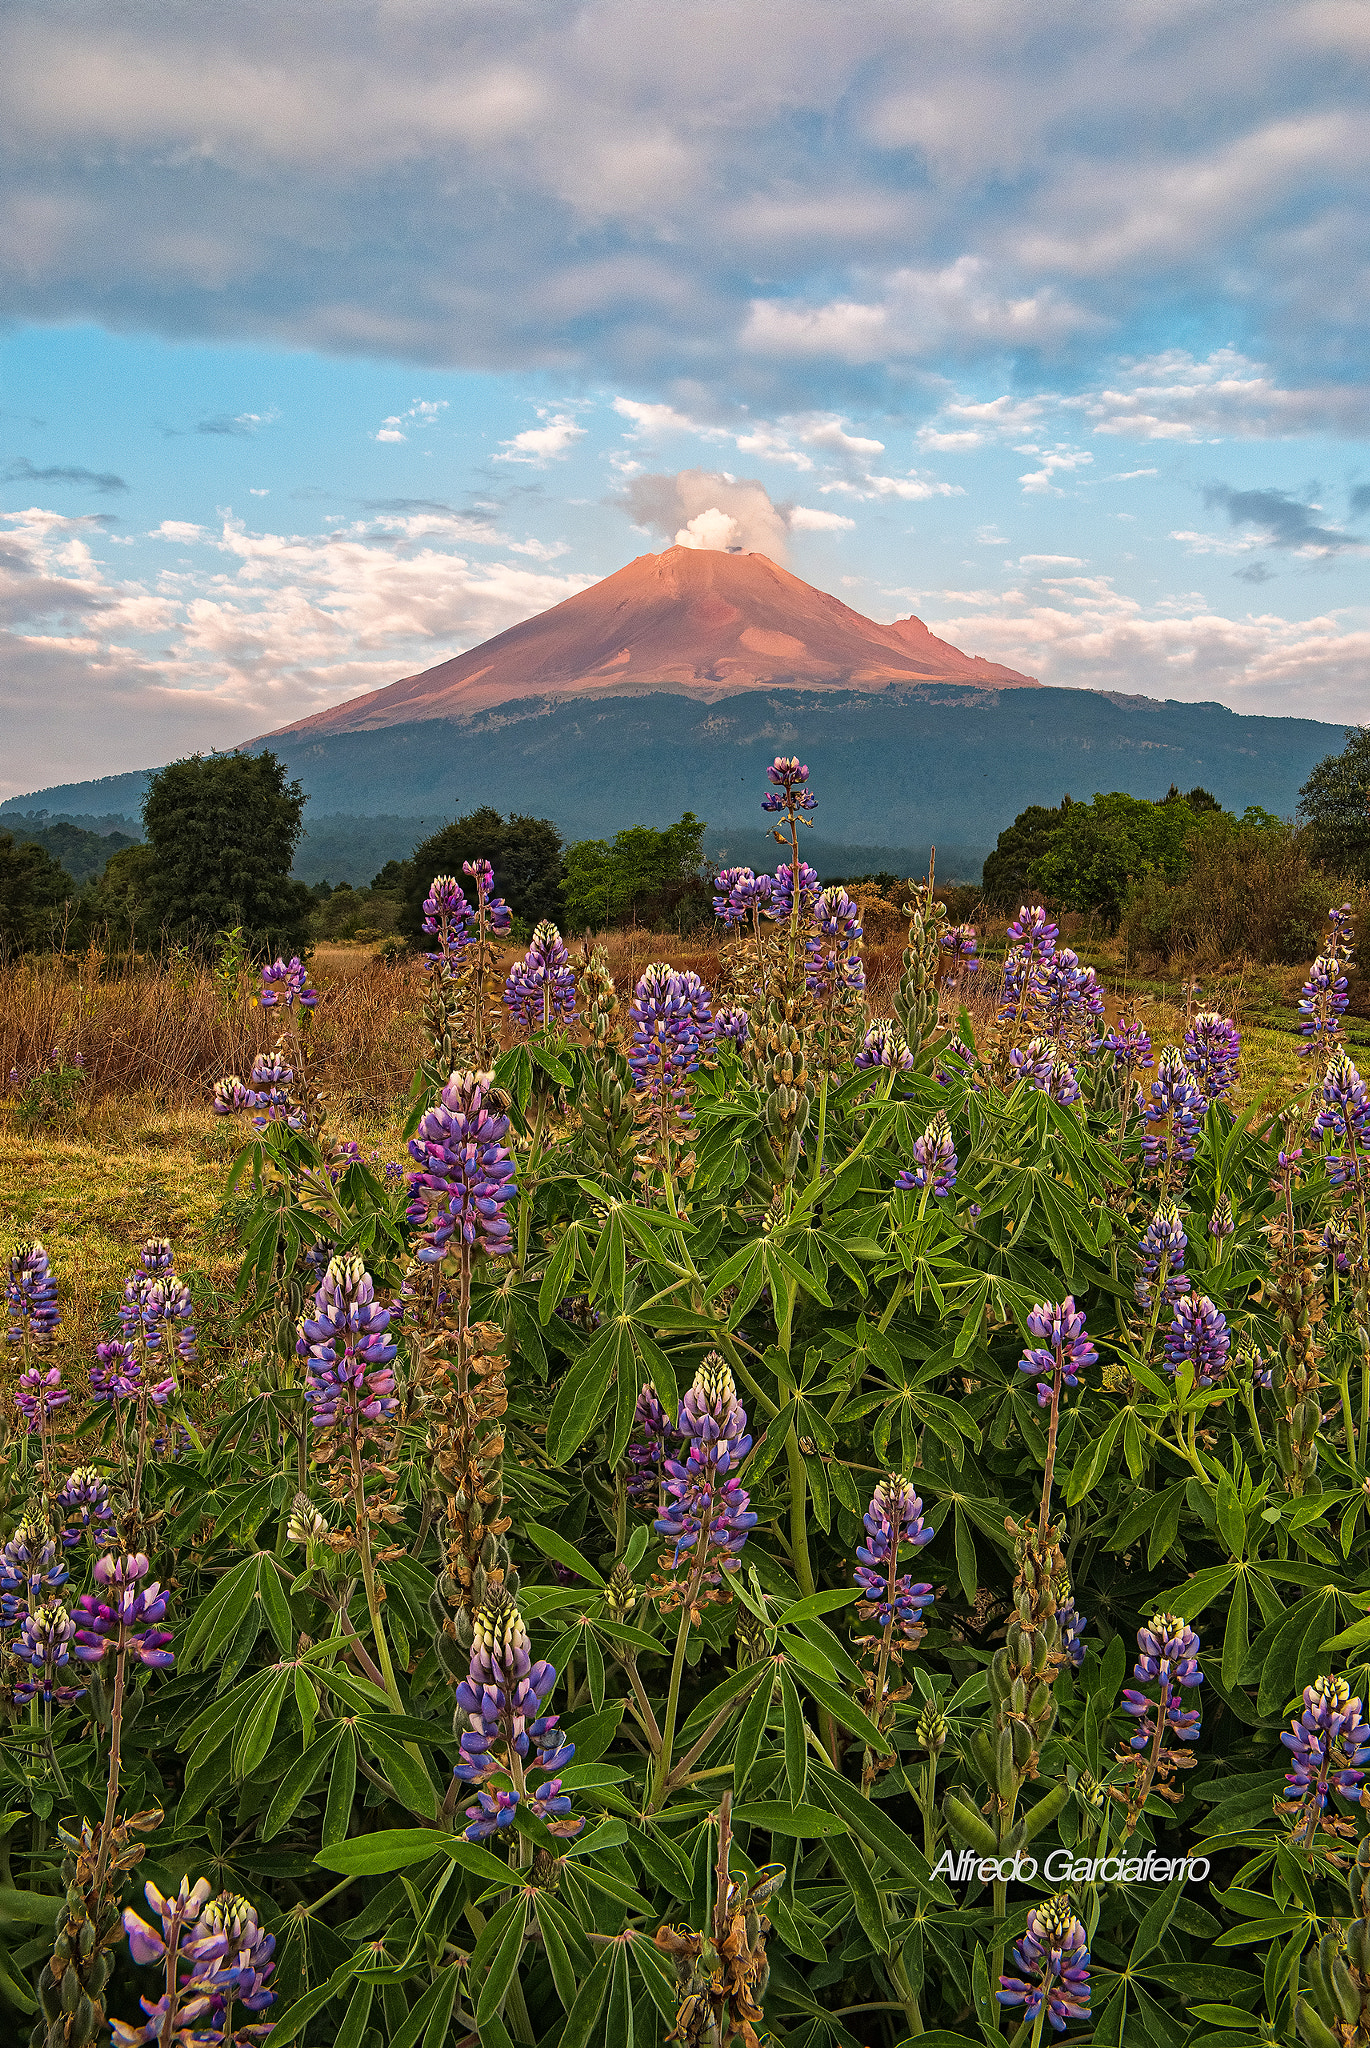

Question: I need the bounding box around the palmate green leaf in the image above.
[315,1828,512,1885]
[231,1665,293,1781]
[546,1317,627,1464]
[525,1521,607,1587]
[261,1722,345,1840]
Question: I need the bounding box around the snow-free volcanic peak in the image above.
[259,546,1037,740]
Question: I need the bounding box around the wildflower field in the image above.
[4,755,1370,2048]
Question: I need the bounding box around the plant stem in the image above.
[92,1636,128,1897]
[650,1606,693,1812]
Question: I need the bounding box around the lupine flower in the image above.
[855,1019,914,1072]
[15,1365,69,1431]
[408,1069,518,1262]
[212,1075,252,1116]
[12,1600,85,1705]
[1103,1015,1153,1072]
[6,1241,60,1349]
[1121,1612,1203,1751]
[1322,1220,1352,1276]
[627,963,713,1115]
[627,1384,673,1503]
[760,756,816,813]
[933,1035,980,1090]
[0,1519,69,1624]
[244,1047,296,1128]
[421,873,471,968]
[713,1004,750,1047]
[462,858,513,935]
[1010,1036,1080,1105]
[1209,1195,1234,1242]
[297,1257,397,1432]
[115,1879,277,2048]
[1006,905,1059,956]
[453,1587,582,1842]
[1164,1293,1231,1387]
[1316,1051,1370,1185]
[1299,952,1351,1059]
[894,1111,957,1198]
[137,1239,174,1276]
[1038,949,1105,1047]
[504,921,577,1034]
[90,1340,148,1403]
[287,1493,331,1546]
[1282,1675,1370,1816]
[1058,1594,1087,1669]
[807,886,865,999]
[1142,1048,1205,1172]
[769,860,822,925]
[940,923,979,975]
[185,1892,277,2041]
[1018,1298,1097,1407]
[656,1356,757,1579]
[999,1896,1091,2031]
[713,867,774,926]
[853,1476,935,1641]
[259,956,317,1010]
[74,1552,174,1669]
[1137,1201,1189,1304]
[1184,1012,1241,1103]
[57,1468,116,1550]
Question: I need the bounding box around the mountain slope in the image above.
[259,545,1037,738]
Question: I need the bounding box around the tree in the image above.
[563,813,709,932]
[140,751,314,953]
[1299,726,1370,879]
[400,807,564,941]
[981,788,1228,928]
[0,834,76,954]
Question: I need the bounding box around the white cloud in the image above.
[676,507,743,549]
[150,520,204,543]
[1106,467,1158,480]
[508,535,571,559]
[1019,554,1086,568]
[1170,529,1262,556]
[372,398,448,445]
[624,468,791,558]
[821,471,965,502]
[801,418,885,457]
[249,487,270,496]
[612,396,700,438]
[976,525,1008,545]
[789,506,856,532]
[1018,448,1094,495]
[495,411,587,463]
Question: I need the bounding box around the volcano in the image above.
[261,545,1037,739]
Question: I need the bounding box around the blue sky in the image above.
[1,0,1368,797]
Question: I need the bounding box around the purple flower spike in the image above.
[713,867,774,927]
[1316,1051,1370,1185]
[421,873,472,969]
[894,1111,957,1198]
[1164,1292,1230,1387]
[6,1241,60,1350]
[0,1518,70,1623]
[999,1896,1091,2031]
[212,1075,251,1116]
[713,1004,750,1047]
[761,756,816,813]
[1019,1298,1097,1407]
[74,1552,174,1670]
[1104,1015,1154,1072]
[656,1355,757,1582]
[1010,1037,1080,1105]
[504,921,577,1035]
[15,1365,69,1431]
[1137,1200,1189,1305]
[1184,1012,1241,1103]
[855,1019,913,1072]
[1208,1195,1234,1242]
[453,1587,583,1842]
[1142,1048,1205,1174]
[297,1256,398,1432]
[768,860,822,924]
[941,923,979,975]
[627,1384,674,1503]
[1120,1611,1203,1752]
[807,886,865,1001]
[1038,949,1105,1047]
[259,956,317,1010]
[1282,1675,1370,1815]
[1057,1594,1087,1669]
[12,1601,86,1705]
[628,963,713,1114]
[57,1467,116,1550]
[853,1476,935,1639]
[1299,949,1351,1060]
[408,1069,517,1263]
[462,858,513,935]
[1006,905,1059,957]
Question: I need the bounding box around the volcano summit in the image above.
[261,545,1037,739]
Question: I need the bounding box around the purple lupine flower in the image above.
[807,886,865,1000]
[453,1587,583,1842]
[15,1365,69,1431]
[259,956,318,1010]
[1121,1612,1203,1752]
[137,1239,174,1276]
[1208,1195,1234,1242]
[769,860,822,925]
[421,873,471,969]
[1141,1048,1205,1174]
[56,1468,116,1551]
[940,923,979,976]
[12,1601,86,1705]
[713,867,774,927]
[297,1256,397,1432]
[1299,952,1351,1060]
[6,1241,60,1349]
[212,1075,252,1116]
[0,1519,69,1625]
[1281,1675,1370,1818]
[1010,1036,1080,1104]
[894,1111,957,1198]
[116,1882,277,2047]
[1323,1220,1352,1276]
[1104,1014,1154,1073]
[1057,1594,1087,1669]
[243,1046,296,1129]
[1164,1292,1230,1387]
[182,1891,277,2040]
[136,1273,197,1365]
[504,921,577,1035]
[656,1355,757,1579]
[852,1476,935,1639]
[90,1340,145,1403]
[462,858,513,935]
[627,1385,673,1503]
[73,1552,174,1670]
[999,1896,1091,2031]
[1316,1051,1370,1185]
[855,1019,914,1072]
[408,1069,518,1263]
[113,1875,217,2048]
[713,1004,750,1047]
[627,963,713,1113]
[1184,1012,1241,1103]
[1018,1298,1097,1407]
[1137,1200,1189,1305]
[760,756,816,814]
[1006,905,1059,957]
[1038,949,1105,1047]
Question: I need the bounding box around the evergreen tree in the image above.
[1299,726,1370,878]
[400,807,564,939]
[140,751,313,952]
[0,834,76,954]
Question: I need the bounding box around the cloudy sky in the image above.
[2,0,1368,797]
